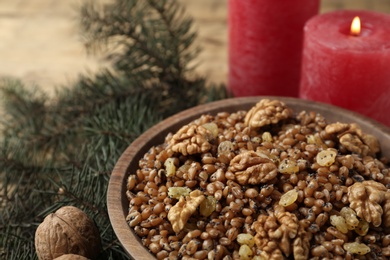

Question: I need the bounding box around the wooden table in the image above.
[0,0,389,93]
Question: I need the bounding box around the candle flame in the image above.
[350,16,361,36]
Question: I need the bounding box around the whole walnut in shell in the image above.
[35,206,101,260]
[54,254,89,260]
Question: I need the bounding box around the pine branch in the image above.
[0,226,38,260]
[80,0,199,81]
[0,0,228,259]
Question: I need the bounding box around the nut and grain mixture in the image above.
[126,99,390,259]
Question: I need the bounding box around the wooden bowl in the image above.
[107,96,390,259]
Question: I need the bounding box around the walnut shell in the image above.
[35,206,101,260]
[54,254,89,260]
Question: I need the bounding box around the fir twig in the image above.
[0,0,228,259]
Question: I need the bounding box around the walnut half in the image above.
[253,205,301,258]
[244,99,292,129]
[227,151,278,185]
[326,123,380,156]
[167,189,205,233]
[168,124,214,156]
[348,180,388,227]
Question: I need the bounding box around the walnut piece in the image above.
[325,122,350,134]
[35,206,101,260]
[168,189,205,233]
[293,225,311,260]
[168,124,214,156]
[228,151,278,185]
[253,205,299,258]
[258,249,284,260]
[326,123,380,156]
[348,181,388,227]
[382,193,390,228]
[361,133,381,154]
[340,133,369,155]
[244,99,292,129]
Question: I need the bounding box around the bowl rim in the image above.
[107,96,390,259]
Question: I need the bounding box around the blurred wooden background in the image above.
[0,0,389,95]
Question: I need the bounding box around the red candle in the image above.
[300,10,390,127]
[228,0,319,97]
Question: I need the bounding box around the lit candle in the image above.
[300,10,390,127]
[228,0,319,97]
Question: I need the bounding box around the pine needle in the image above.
[0,0,228,259]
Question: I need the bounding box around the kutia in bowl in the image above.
[108,97,390,259]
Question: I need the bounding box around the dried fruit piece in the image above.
[168,187,191,199]
[279,189,299,207]
[237,233,255,247]
[218,140,234,155]
[262,132,273,142]
[278,159,299,174]
[306,135,316,144]
[307,134,327,149]
[330,215,348,234]
[340,207,359,229]
[316,149,337,167]
[202,122,219,138]
[343,242,371,255]
[238,244,253,260]
[164,158,177,177]
[355,219,369,236]
[200,196,216,217]
[252,256,265,260]
[251,136,261,143]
